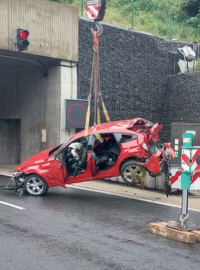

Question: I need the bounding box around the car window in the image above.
[69,136,88,147]
[56,136,88,161]
[49,144,63,156]
[137,129,147,134]
[53,136,88,158]
[79,136,88,144]
[93,133,121,157]
[114,133,138,144]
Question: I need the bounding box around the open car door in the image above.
[50,159,67,188]
[89,151,98,177]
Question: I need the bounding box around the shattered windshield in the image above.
[49,144,64,156]
[48,135,77,156]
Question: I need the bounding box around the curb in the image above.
[0,171,12,177]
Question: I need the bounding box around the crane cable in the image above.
[84,22,110,142]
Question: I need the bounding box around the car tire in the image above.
[24,174,49,196]
[120,160,146,186]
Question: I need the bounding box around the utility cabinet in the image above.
[171,123,200,165]
[170,123,200,191]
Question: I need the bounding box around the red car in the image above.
[7,118,175,196]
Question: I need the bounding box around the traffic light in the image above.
[17,29,29,51]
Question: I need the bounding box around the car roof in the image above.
[71,118,147,140]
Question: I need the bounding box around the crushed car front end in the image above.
[4,172,25,195]
[121,118,175,192]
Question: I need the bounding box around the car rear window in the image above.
[114,133,138,144]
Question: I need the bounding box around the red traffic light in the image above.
[16,28,30,51]
[19,30,29,39]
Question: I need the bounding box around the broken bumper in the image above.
[144,154,162,175]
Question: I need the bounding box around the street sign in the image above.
[65,99,88,129]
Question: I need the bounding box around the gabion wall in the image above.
[78,18,192,141]
[161,73,200,140]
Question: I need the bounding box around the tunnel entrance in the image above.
[0,119,21,164]
[0,0,78,165]
[0,51,62,163]
[0,51,78,163]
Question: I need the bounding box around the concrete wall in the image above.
[0,0,78,61]
[0,62,77,163]
[78,18,190,141]
[0,119,20,164]
[60,61,77,143]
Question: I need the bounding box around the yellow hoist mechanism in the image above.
[84,0,110,142]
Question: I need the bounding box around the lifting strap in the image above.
[97,106,101,125]
[84,21,110,140]
[94,127,104,143]
[101,100,110,122]
[84,98,91,137]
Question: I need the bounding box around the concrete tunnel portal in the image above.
[0,0,79,166]
[0,51,61,165]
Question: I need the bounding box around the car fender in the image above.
[19,163,56,187]
[119,156,138,173]
[119,154,160,175]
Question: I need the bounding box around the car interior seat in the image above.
[95,138,121,169]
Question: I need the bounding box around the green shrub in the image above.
[194,60,200,72]
[48,0,200,42]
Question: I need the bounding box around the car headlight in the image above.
[13,172,24,179]
[142,143,149,151]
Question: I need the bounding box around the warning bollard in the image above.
[168,132,200,231]
[149,132,200,242]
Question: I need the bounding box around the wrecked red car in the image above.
[6,118,175,196]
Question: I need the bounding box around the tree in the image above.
[181,0,200,17]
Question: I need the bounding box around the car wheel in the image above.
[24,174,49,196]
[121,161,146,186]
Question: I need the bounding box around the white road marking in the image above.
[0,200,25,210]
[66,184,200,213]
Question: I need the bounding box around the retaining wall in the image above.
[78,18,191,141]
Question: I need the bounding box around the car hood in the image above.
[127,118,162,142]
[15,146,56,171]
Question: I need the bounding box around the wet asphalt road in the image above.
[1,176,200,270]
